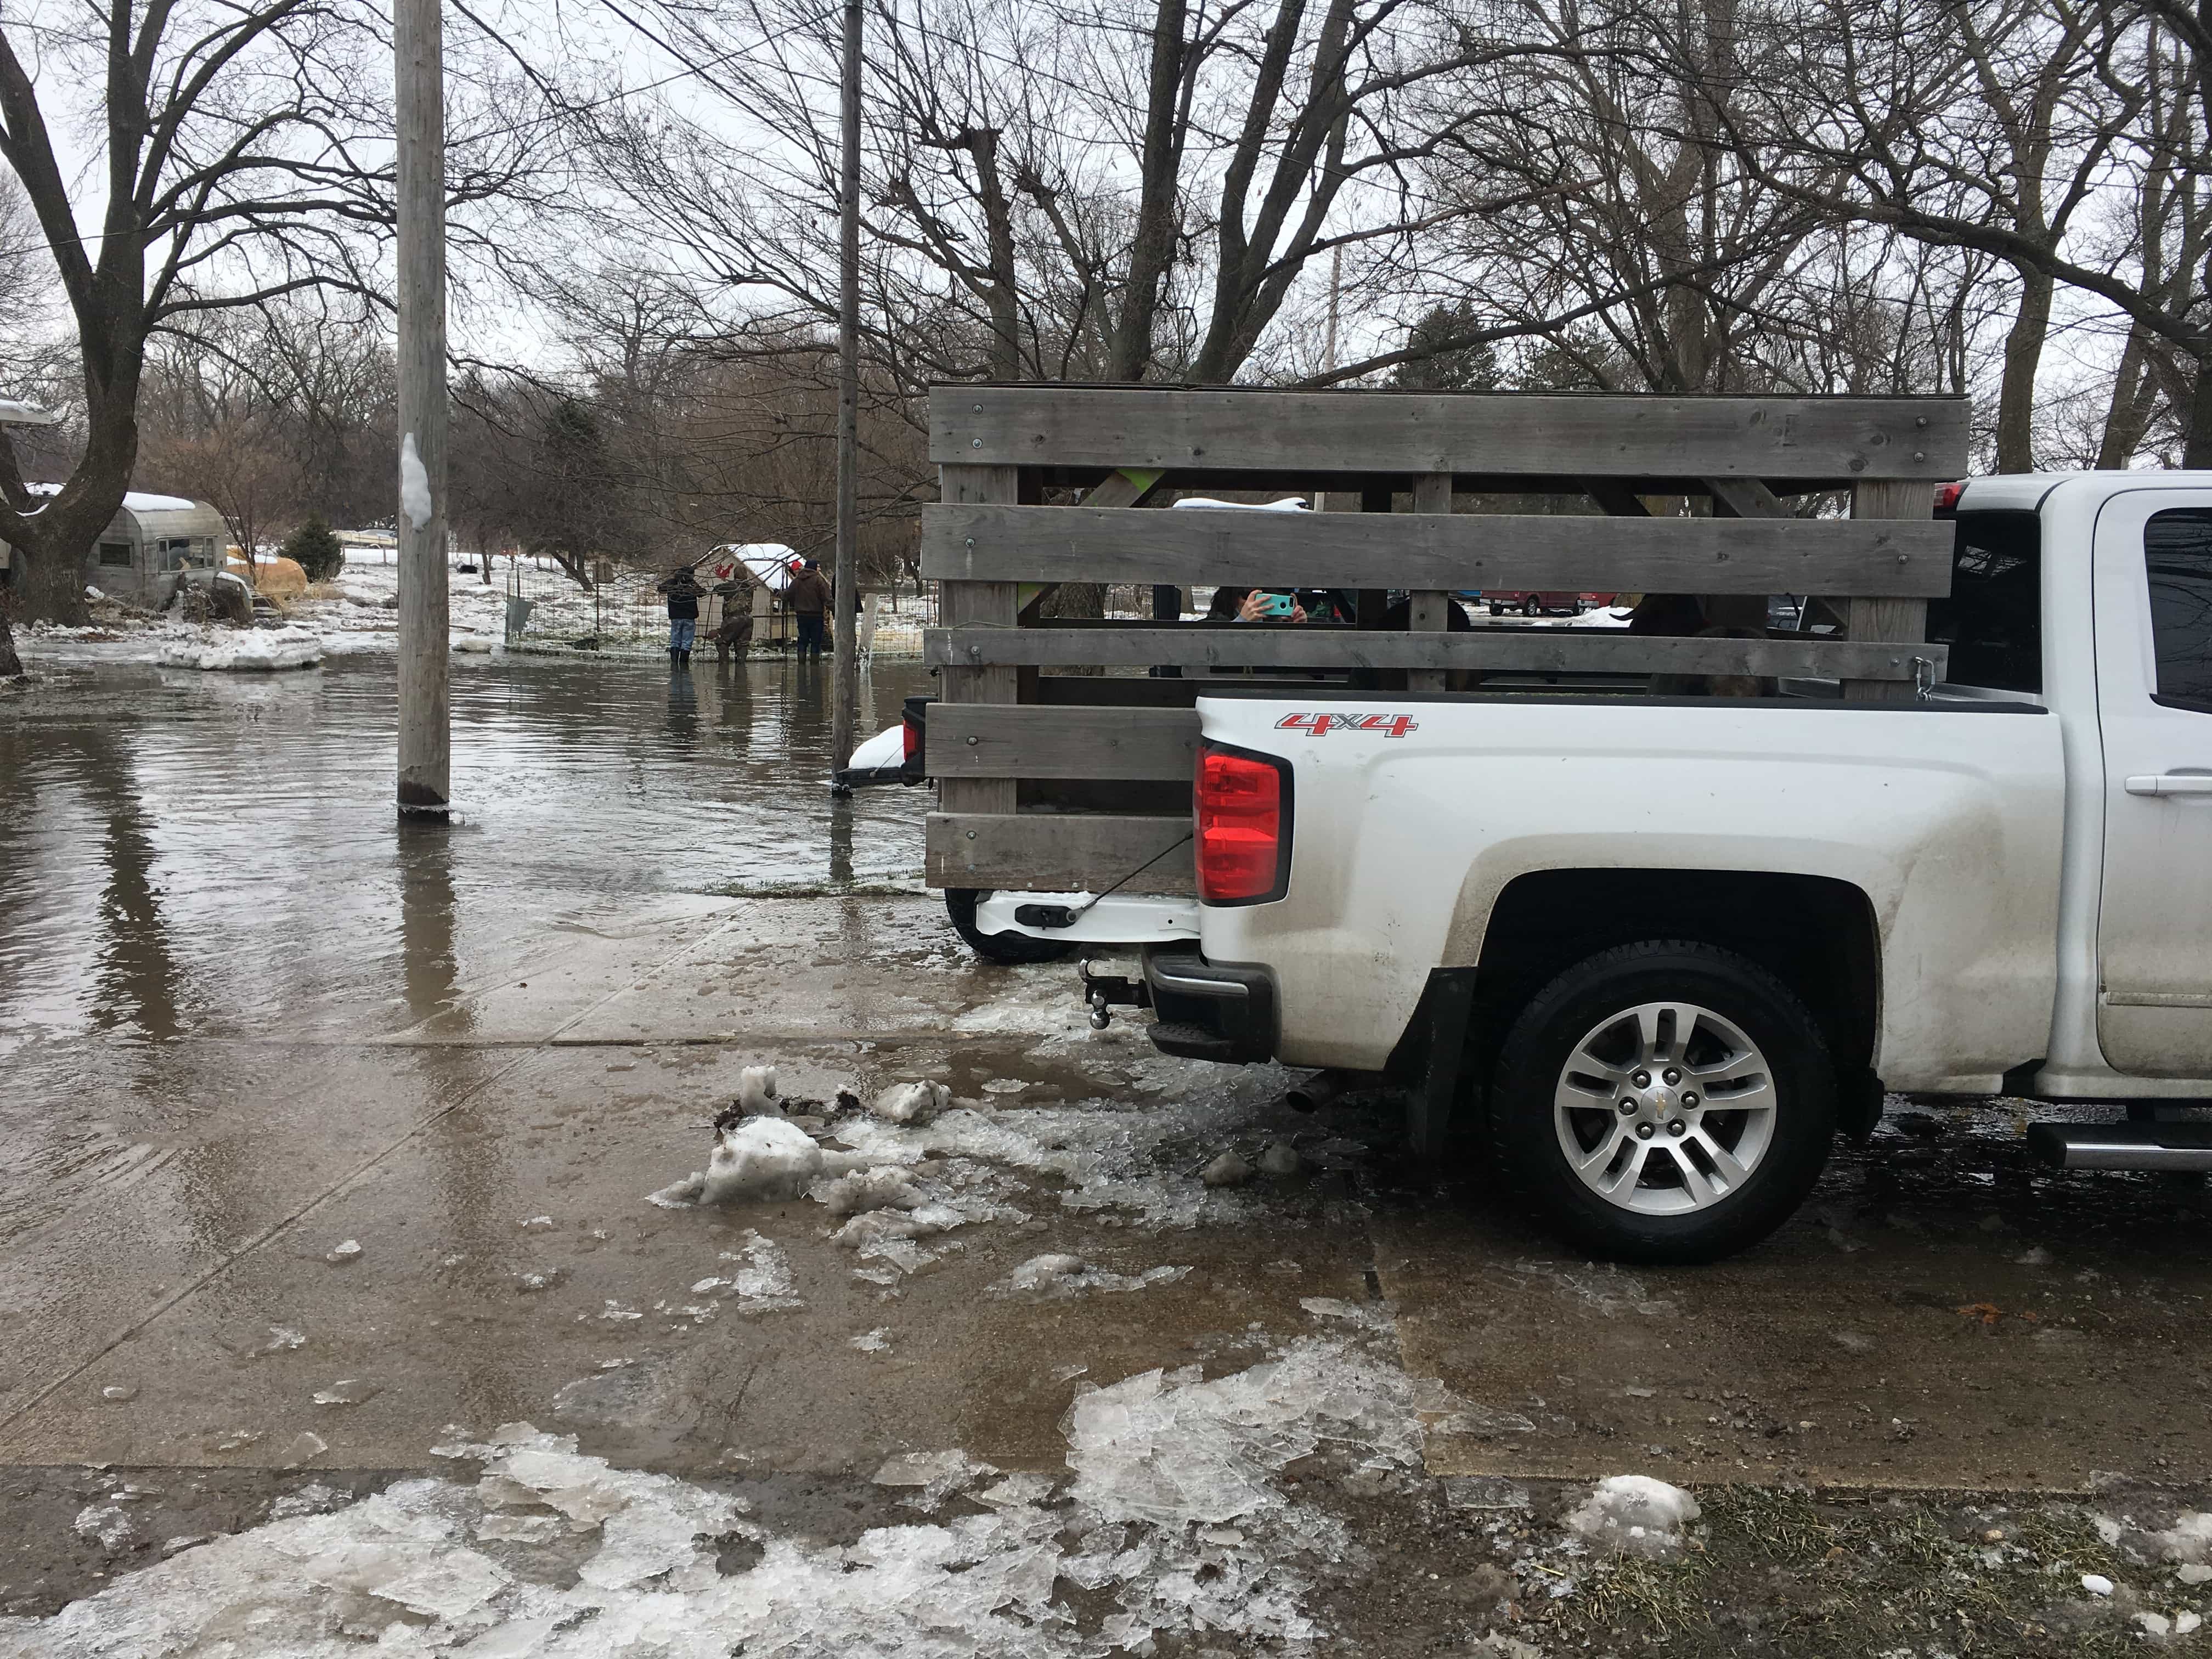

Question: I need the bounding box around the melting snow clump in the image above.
[735,1064,778,1115]
[698,1117,822,1204]
[1562,1475,1702,1559]
[872,1080,950,1125]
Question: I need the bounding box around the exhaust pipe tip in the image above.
[1282,1068,1375,1114]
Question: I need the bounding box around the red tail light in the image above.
[1934,481,1963,512]
[1196,744,1289,903]
[901,710,921,764]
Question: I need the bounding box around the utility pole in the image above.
[828,0,862,791]
[396,0,449,817]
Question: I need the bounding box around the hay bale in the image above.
[225,554,308,597]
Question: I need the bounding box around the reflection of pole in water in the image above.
[398,819,462,1028]
[828,796,854,889]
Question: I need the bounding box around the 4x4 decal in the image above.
[1274,712,1420,739]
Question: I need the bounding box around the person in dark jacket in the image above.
[784,558,832,661]
[657,567,702,666]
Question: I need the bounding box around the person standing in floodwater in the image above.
[657,566,703,668]
[784,558,832,662]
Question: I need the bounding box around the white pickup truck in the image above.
[981,472,2212,1262]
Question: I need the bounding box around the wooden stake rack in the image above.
[923,385,1970,898]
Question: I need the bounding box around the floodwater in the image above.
[0,652,935,1059]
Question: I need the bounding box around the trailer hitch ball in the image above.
[1087,990,1113,1030]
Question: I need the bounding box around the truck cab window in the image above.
[2145,509,2212,712]
[1928,509,2040,692]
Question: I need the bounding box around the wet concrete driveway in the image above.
[7,651,2212,1645]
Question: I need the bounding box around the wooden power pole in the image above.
[828,0,861,789]
[396,0,449,816]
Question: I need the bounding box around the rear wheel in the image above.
[944,889,1075,964]
[1490,940,1834,1263]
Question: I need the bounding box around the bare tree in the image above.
[0,0,547,624]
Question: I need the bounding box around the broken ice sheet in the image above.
[989,1254,1190,1300]
[371,1549,511,1619]
[8,1338,1469,1657]
[872,1448,997,1511]
[709,1231,803,1313]
[850,1328,891,1352]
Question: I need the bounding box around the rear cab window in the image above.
[2143,510,2212,713]
[1928,509,2041,693]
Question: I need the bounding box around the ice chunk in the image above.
[1064,1338,1446,1527]
[280,1430,329,1469]
[520,1215,553,1230]
[713,1231,804,1313]
[812,1166,920,1216]
[2083,1572,2115,1595]
[1563,1475,1702,1559]
[2155,1511,2212,1562]
[313,1379,382,1407]
[646,1171,705,1209]
[851,1328,891,1352]
[475,1512,563,1544]
[157,625,324,672]
[99,1384,138,1402]
[990,1254,1190,1300]
[1200,1151,1251,1187]
[372,1549,510,1618]
[976,1472,1057,1508]
[872,1449,996,1511]
[72,1504,136,1552]
[701,1118,823,1205]
[872,1080,950,1125]
[325,1239,362,1263]
[1257,1139,1301,1176]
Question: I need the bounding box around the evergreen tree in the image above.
[284,514,345,581]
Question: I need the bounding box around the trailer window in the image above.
[2144,509,2212,712]
[1928,510,2040,692]
[97,542,132,568]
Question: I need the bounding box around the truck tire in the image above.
[1489,940,1835,1263]
[944,889,1075,965]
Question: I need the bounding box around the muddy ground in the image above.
[6,653,2212,1654]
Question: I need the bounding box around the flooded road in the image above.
[9,650,2212,1654]
[0,654,933,1058]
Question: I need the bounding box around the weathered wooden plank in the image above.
[1843,479,1936,706]
[1410,472,1452,693]
[1019,466,1166,622]
[937,464,1020,816]
[929,387,1969,478]
[927,812,1194,894]
[933,705,1199,780]
[923,505,1955,597]
[925,625,1947,681]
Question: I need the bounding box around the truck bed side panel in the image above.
[1195,698,2064,1090]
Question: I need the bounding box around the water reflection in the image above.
[0,653,934,1052]
[399,817,464,1029]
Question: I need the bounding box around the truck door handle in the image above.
[2126,774,2212,796]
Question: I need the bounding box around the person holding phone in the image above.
[1206,586,1308,623]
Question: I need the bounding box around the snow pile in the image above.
[157,626,323,671]
[1562,1475,1702,1559]
[5,1337,1459,1656]
[990,1254,1190,1300]
[651,1118,825,1209]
